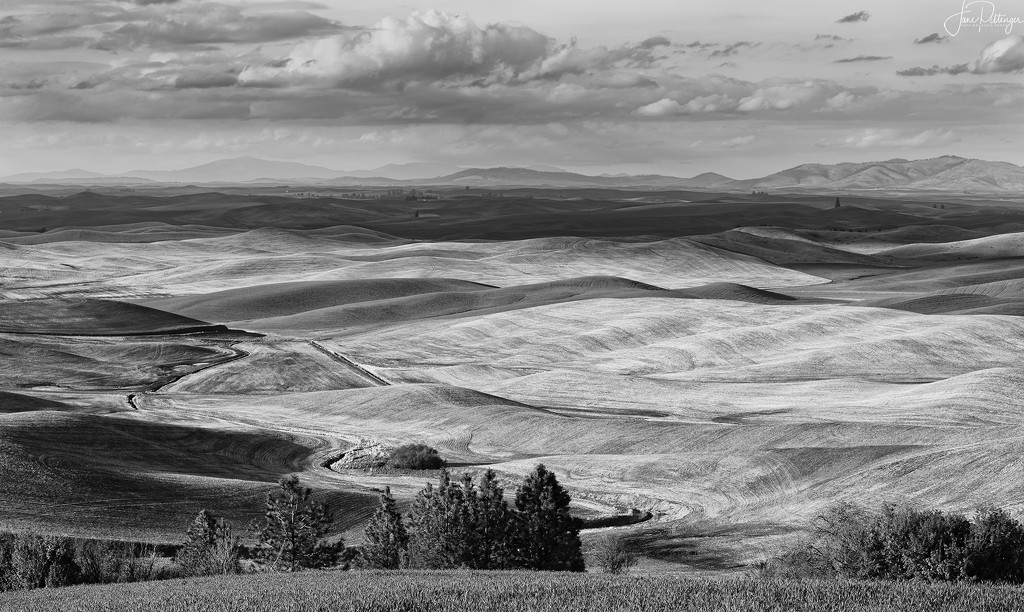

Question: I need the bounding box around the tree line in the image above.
[361,465,584,571]
[1,463,586,591]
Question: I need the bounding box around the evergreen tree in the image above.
[361,487,408,569]
[405,470,471,569]
[513,464,585,572]
[252,476,339,571]
[469,470,516,569]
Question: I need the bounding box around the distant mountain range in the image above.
[3,155,1023,193]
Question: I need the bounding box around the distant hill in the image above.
[418,157,1024,192]
[731,156,1024,192]
[124,157,343,183]
[341,163,463,180]
[3,155,1022,192]
[422,167,693,188]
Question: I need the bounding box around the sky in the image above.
[0,0,1022,178]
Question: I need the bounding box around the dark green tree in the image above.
[405,470,471,569]
[469,470,516,569]
[176,510,240,577]
[513,464,585,571]
[252,476,339,571]
[361,487,408,569]
[967,506,1024,582]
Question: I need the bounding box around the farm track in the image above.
[308,341,391,386]
[121,339,252,409]
[147,343,251,394]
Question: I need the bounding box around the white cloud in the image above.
[721,134,755,147]
[975,35,1024,74]
[736,81,832,111]
[239,10,553,86]
[633,97,682,116]
[828,128,957,148]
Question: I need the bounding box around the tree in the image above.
[405,470,471,569]
[405,470,519,570]
[252,476,339,571]
[176,510,240,577]
[513,464,585,572]
[360,487,408,569]
[468,470,516,569]
[592,533,636,574]
[967,506,1024,582]
[8,534,80,589]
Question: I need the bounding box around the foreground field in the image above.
[4,571,1024,612]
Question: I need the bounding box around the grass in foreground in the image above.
[4,570,1024,612]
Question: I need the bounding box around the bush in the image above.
[770,502,1024,583]
[591,534,636,574]
[74,540,157,585]
[387,444,446,470]
[966,506,1024,582]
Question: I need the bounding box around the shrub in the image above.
[387,444,445,470]
[771,501,1024,583]
[591,534,636,574]
[75,540,157,585]
[966,506,1024,582]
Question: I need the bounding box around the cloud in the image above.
[709,41,758,58]
[640,35,670,49]
[914,32,947,44]
[822,127,957,148]
[735,81,838,111]
[897,64,969,76]
[834,55,892,63]
[631,80,862,117]
[0,1,344,52]
[822,91,859,109]
[721,134,755,147]
[93,5,340,50]
[815,34,849,42]
[975,35,1024,73]
[898,35,1024,76]
[836,11,870,23]
[240,10,658,88]
[173,70,239,89]
[633,98,682,116]
[240,11,552,86]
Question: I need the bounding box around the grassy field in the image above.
[3,571,1024,612]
